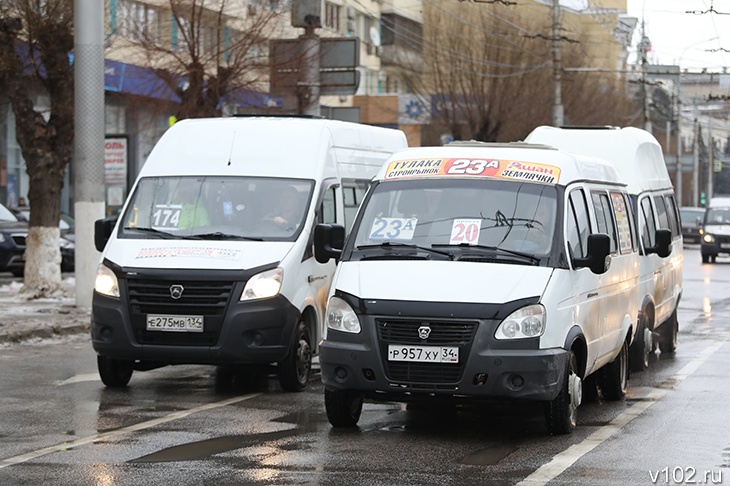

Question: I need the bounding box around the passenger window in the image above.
[664,195,680,238]
[592,192,618,254]
[342,179,370,233]
[610,192,633,254]
[640,197,657,248]
[567,189,591,258]
[317,186,337,225]
[654,195,670,230]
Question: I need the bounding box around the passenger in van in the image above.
[269,186,302,232]
[174,179,210,229]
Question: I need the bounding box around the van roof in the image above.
[708,196,730,208]
[524,125,672,193]
[138,116,407,179]
[374,142,624,186]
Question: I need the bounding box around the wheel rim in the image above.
[567,354,580,426]
[643,327,653,367]
[296,338,312,384]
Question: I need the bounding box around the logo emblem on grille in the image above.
[418,325,431,340]
[170,285,184,300]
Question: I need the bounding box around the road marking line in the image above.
[0,393,261,469]
[517,341,725,486]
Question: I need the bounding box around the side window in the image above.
[567,188,591,258]
[610,192,634,254]
[654,195,670,230]
[624,193,638,249]
[640,197,657,248]
[317,186,337,225]
[342,179,370,233]
[592,191,618,253]
[665,195,680,238]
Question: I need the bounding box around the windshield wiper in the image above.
[431,243,540,264]
[123,226,180,239]
[189,232,263,241]
[356,242,453,259]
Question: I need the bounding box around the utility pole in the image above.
[74,0,106,307]
[299,24,321,117]
[640,20,652,133]
[708,118,714,201]
[551,0,564,127]
[694,116,700,205]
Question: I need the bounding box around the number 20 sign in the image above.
[450,219,481,245]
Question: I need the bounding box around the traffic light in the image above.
[701,192,706,206]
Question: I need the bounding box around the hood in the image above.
[334,260,552,304]
[704,224,730,236]
[103,238,296,270]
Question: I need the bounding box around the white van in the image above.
[314,141,645,434]
[700,196,730,263]
[91,116,407,391]
[525,126,682,370]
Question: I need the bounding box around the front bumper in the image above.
[320,293,568,402]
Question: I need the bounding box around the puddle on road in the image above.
[129,429,295,463]
[459,445,519,465]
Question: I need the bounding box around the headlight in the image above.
[94,264,119,298]
[326,296,361,334]
[0,233,5,243]
[241,268,283,301]
[703,233,715,243]
[495,304,545,340]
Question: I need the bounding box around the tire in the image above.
[658,311,678,355]
[629,318,653,372]
[277,320,312,392]
[325,388,364,428]
[602,339,629,401]
[97,355,133,388]
[702,253,710,263]
[582,372,600,403]
[544,350,580,435]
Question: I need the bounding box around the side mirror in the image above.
[94,216,118,252]
[313,223,345,264]
[694,216,702,228]
[646,228,672,258]
[573,233,611,274]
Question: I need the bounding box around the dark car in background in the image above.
[0,203,75,276]
[680,207,705,244]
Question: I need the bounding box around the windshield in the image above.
[0,203,18,222]
[349,178,558,260]
[120,176,314,241]
[705,208,730,225]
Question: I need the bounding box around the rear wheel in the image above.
[629,318,653,372]
[658,311,678,355]
[277,320,312,392]
[325,388,363,428]
[97,355,133,388]
[602,339,629,401]
[544,350,580,435]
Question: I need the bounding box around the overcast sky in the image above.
[562,0,730,71]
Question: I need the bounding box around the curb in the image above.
[0,322,90,344]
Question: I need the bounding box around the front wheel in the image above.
[602,339,629,401]
[544,350,581,435]
[325,388,364,428]
[277,320,312,392]
[97,355,133,388]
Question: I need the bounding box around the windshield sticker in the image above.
[151,204,183,229]
[369,217,418,240]
[384,158,561,184]
[449,219,482,245]
[135,247,242,261]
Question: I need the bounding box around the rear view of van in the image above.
[526,126,682,370]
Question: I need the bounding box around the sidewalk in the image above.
[0,278,90,344]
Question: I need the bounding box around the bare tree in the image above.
[0,0,73,298]
[395,2,637,144]
[109,0,286,120]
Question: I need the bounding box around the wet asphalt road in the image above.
[0,246,728,485]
